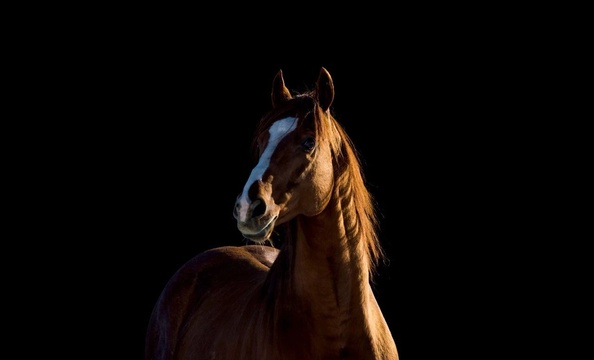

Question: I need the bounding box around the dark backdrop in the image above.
[65,40,522,359]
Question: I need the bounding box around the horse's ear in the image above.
[316,67,334,112]
[271,69,292,108]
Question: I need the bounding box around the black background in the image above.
[104,57,499,359]
[38,27,541,359]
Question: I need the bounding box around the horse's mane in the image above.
[251,92,385,280]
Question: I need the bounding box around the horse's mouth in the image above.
[239,216,277,243]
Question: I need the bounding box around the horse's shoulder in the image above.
[162,245,278,295]
[193,245,278,269]
[232,244,280,268]
[146,245,279,358]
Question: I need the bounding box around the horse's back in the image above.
[145,245,279,360]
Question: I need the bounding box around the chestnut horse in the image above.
[145,68,399,359]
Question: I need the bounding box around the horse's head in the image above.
[233,67,339,243]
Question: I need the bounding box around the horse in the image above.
[145,67,399,360]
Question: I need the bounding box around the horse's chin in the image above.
[239,215,277,243]
[241,230,272,244]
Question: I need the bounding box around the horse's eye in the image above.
[301,137,315,152]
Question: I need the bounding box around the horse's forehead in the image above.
[257,116,298,168]
[260,97,314,137]
[259,115,299,144]
[269,116,298,136]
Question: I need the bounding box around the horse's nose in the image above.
[233,195,267,222]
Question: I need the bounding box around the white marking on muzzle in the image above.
[237,116,297,222]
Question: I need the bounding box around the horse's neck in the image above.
[270,186,373,342]
[295,196,370,297]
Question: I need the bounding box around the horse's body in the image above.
[146,68,399,359]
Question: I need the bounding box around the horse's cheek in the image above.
[304,156,334,216]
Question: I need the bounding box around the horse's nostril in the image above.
[252,198,266,218]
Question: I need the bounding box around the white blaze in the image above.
[237,116,297,222]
